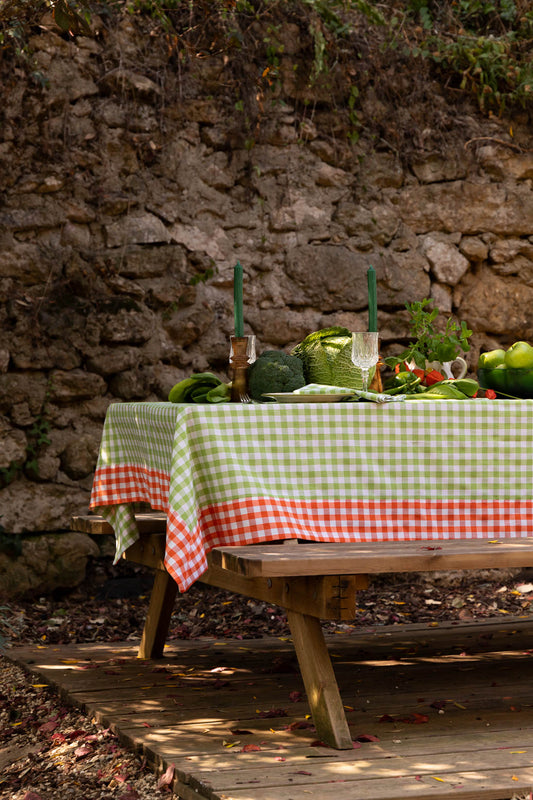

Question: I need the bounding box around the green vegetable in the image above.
[248,350,306,401]
[439,378,479,397]
[168,372,230,403]
[205,382,231,403]
[384,299,472,371]
[403,377,479,401]
[291,327,366,389]
[384,372,422,394]
[424,383,469,399]
[405,383,469,400]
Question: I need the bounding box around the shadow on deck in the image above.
[6,616,533,800]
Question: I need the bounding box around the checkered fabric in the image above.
[293,384,406,402]
[90,399,533,591]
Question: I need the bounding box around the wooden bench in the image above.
[71,513,533,750]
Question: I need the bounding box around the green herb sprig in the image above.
[385,299,472,370]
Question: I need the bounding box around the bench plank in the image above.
[211,538,533,577]
[71,513,167,536]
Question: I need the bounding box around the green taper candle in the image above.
[234,261,244,337]
[367,264,377,332]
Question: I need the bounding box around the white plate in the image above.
[262,393,353,403]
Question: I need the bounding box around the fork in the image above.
[231,372,252,403]
[230,337,253,403]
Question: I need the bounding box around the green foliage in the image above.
[24,415,52,480]
[384,299,473,370]
[189,265,215,286]
[1,0,531,148]
[404,0,533,112]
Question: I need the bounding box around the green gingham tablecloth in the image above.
[89,399,533,591]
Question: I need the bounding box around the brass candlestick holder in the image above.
[369,358,384,393]
[230,335,256,403]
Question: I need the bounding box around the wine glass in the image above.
[351,332,379,392]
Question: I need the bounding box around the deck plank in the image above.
[6,616,533,800]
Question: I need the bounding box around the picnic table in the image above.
[79,398,533,749]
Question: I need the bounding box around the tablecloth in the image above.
[90,399,533,591]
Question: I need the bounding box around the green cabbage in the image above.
[292,327,369,390]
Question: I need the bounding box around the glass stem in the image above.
[361,369,369,392]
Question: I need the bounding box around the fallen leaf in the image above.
[257,708,287,718]
[380,712,428,724]
[118,790,140,800]
[285,720,314,731]
[39,719,59,733]
[157,763,175,788]
[68,729,87,740]
[240,744,261,752]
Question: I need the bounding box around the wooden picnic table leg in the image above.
[138,569,178,659]
[286,609,353,750]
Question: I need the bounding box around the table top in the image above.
[90,399,533,590]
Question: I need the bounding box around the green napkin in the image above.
[293,384,406,403]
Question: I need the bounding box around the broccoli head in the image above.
[247,350,306,400]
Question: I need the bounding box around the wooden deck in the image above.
[7,616,533,800]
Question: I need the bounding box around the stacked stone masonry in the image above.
[1,11,532,595]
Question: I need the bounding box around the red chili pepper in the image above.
[485,389,497,399]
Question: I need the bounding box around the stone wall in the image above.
[1,9,532,595]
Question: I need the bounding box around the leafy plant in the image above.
[404,0,533,112]
[384,299,473,370]
[24,414,51,480]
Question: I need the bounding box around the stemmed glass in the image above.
[351,332,379,392]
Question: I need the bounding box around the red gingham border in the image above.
[90,465,170,512]
[90,467,533,591]
[199,497,533,544]
[162,497,533,591]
